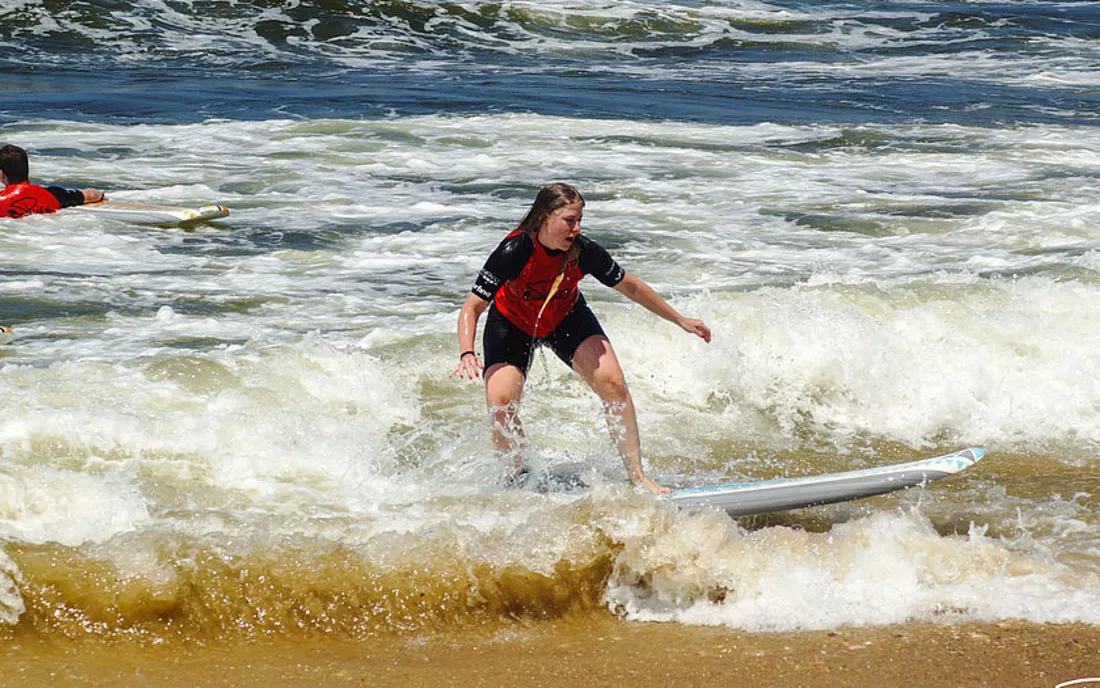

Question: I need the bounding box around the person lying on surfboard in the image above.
[451,182,711,495]
[0,144,106,219]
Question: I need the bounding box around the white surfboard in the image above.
[0,326,12,345]
[74,200,230,226]
[665,447,984,517]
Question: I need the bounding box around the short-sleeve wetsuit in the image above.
[472,231,625,375]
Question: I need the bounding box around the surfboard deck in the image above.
[664,447,984,517]
[74,200,230,226]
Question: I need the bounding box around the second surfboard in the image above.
[74,200,230,226]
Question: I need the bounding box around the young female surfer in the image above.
[452,183,711,494]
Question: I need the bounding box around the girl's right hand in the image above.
[450,352,484,380]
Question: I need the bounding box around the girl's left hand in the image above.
[680,318,712,343]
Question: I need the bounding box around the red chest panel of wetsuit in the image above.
[494,231,584,338]
[0,182,62,219]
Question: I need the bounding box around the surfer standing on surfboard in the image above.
[0,144,106,219]
[452,182,711,494]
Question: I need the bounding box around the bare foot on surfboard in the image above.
[636,475,671,495]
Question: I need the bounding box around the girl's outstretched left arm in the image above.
[612,274,712,343]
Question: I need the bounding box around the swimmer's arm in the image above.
[46,186,100,208]
[612,274,711,343]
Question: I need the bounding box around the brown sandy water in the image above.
[2,616,1098,687]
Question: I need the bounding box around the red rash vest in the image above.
[472,230,625,338]
[0,181,63,218]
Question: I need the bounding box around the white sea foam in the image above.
[0,464,150,547]
[602,506,1100,630]
[7,114,1100,455]
[0,548,24,626]
[603,276,1100,454]
[7,115,1100,423]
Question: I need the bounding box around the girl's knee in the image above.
[591,370,628,402]
[487,395,518,412]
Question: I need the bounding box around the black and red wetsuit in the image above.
[472,230,626,374]
[0,181,85,219]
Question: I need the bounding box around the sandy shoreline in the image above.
[4,616,1099,687]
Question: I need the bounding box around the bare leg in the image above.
[484,362,528,480]
[571,335,667,494]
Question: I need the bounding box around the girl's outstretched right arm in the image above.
[452,292,490,380]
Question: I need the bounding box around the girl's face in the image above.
[537,202,583,252]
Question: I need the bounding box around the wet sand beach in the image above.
[4,616,1099,687]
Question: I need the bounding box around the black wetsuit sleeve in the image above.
[46,186,85,209]
[577,236,625,288]
[472,233,535,301]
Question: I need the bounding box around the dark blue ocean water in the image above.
[2,0,1099,126]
